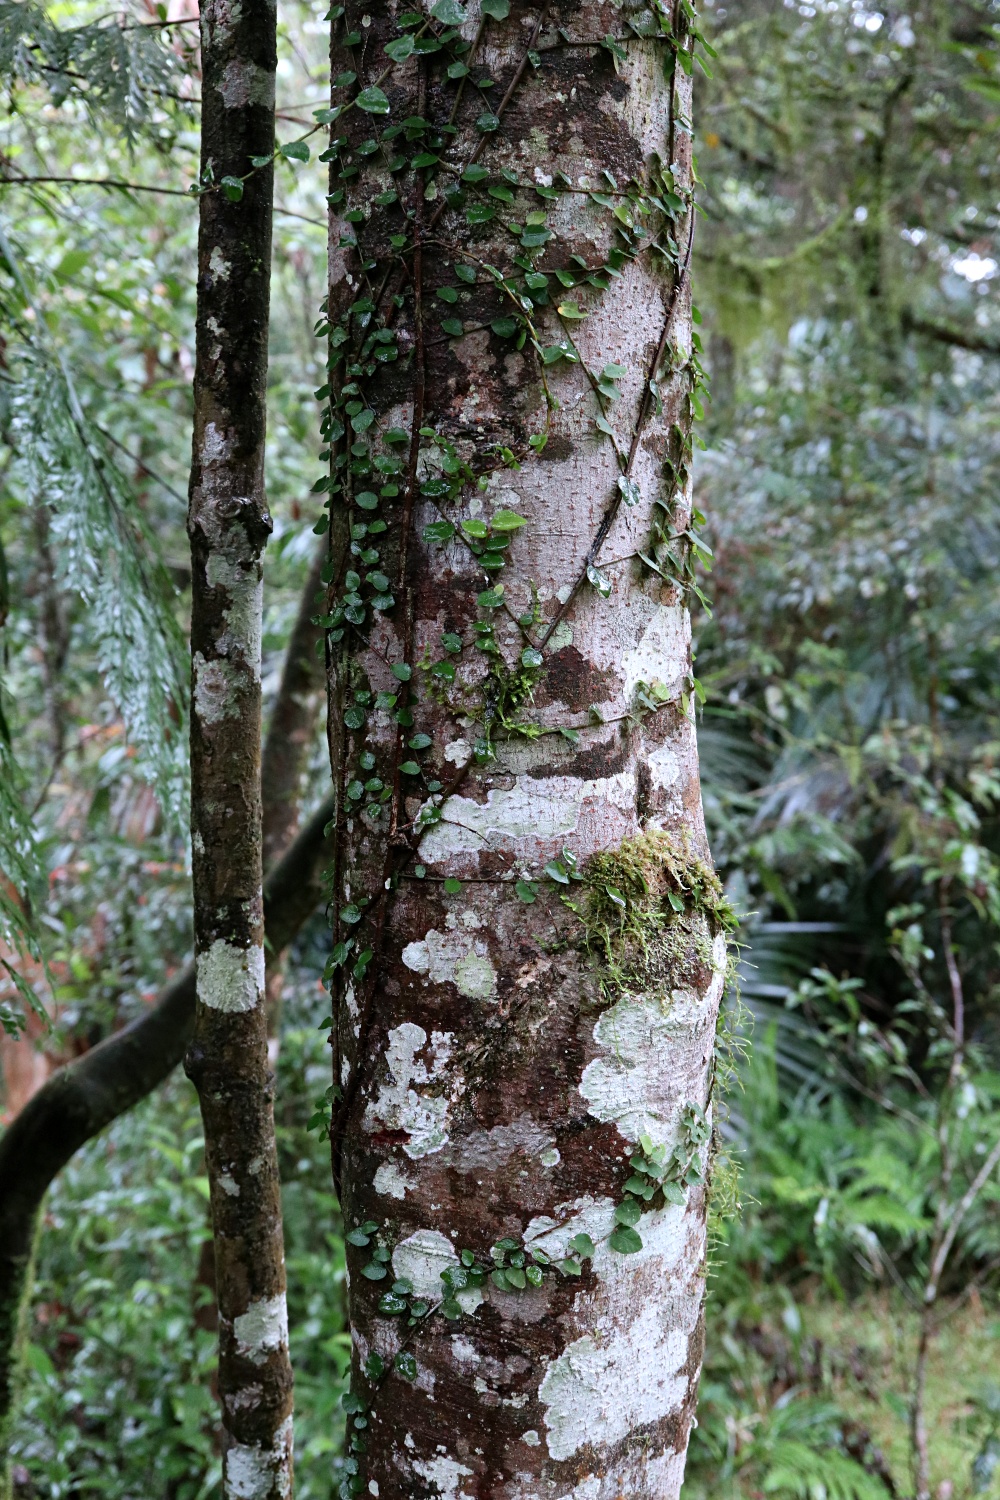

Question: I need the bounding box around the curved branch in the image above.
[902,308,1000,357]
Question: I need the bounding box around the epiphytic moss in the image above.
[577,828,736,1003]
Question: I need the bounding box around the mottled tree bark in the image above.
[323,1,719,1495]
[184,0,294,1490]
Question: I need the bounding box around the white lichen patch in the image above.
[206,552,263,675]
[401,928,497,1002]
[454,951,495,1001]
[579,942,725,1143]
[618,604,688,705]
[193,653,243,725]
[364,1022,455,1157]
[392,1229,459,1301]
[555,1478,601,1500]
[391,1231,483,1316]
[444,737,472,765]
[456,1285,484,1315]
[525,1198,688,1282]
[201,420,232,467]
[524,1196,617,1264]
[374,1160,412,1200]
[219,1172,240,1198]
[403,1093,449,1159]
[218,58,276,109]
[208,246,232,282]
[197,938,264,1013]
[419,771,634,864]
[411,1453,475,1499]
[226,1413,293,1499]
[646,740,680,791]
[521,1430,541,1447]
[538,1302,689,1462]
[234,1292,289,1366]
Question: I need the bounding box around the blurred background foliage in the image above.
[2,0,1000,1495]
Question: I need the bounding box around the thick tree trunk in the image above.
[183,0,294,1491]
[322,1,722,1494]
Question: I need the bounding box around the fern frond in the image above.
[762,1439,889,1500]
[8,350,189,834]
[0,696,48,1038]
[0,0,177,138]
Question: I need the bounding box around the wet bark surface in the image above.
[322,1,718,1494]
[183,0,294,1491]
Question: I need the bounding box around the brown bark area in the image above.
[183,0,293,1488]
[323,2,717,1495]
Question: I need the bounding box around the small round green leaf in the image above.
[356,86,391,114]
[609,1225,643,1255]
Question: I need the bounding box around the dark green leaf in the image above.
[609,1225,643,1254]
[384,34,414,61]
[423,520,456,543]
[356,86,391,114]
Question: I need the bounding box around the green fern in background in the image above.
[0,0,176,137]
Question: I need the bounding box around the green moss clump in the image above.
[574,829,736,1004]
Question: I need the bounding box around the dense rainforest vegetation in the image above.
[1,0,1000,1494]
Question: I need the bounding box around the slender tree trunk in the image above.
[262,545,327,1030]
[262,544,327,870]
[322,2,723,1493]
[183,0,294,1490]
